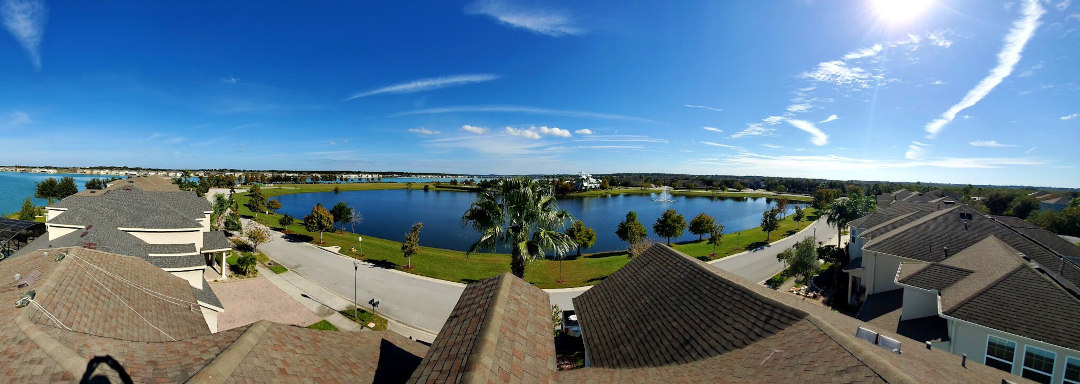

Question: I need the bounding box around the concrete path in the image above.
[710,218,838,284]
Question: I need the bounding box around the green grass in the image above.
[340,308,388,331]
[268,264,288,274]
[234,184,816,288]
[306,320,338,331]
[671,208,818,260]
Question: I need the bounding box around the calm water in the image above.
[0,172,98,214]
[273,190,804,253]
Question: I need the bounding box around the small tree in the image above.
[565,220,597,256]
[761,208,780,242]
[244,223,271,252]
[236,253,258,276]
[224,215,242,232]
[303,203,335,243]
[267,200,282,215]
[793,206,806,230]
[707,224,724,256]
[400,222,423,269]
[775,197,789,219]
[776,236,820,286]
[688,212,716,241]
[34,178,58,200]
[246,185,267,218]
[616,211,647,250]
[333,186,341,193]
[330,202,353,232]
[17,198,36,221]
[1009,195,1040,219]
[278,214,295,230]
[653,209,687,245]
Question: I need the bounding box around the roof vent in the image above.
[84,242,97,250]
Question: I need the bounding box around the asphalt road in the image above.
[710,218,838,284]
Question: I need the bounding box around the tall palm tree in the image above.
[462,178,576,278]
[825,194,876,248]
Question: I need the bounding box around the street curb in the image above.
[298,236,468,288]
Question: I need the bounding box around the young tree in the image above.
[688,212,716,241]
[775,197,789,219]
[246,185,267,218]
[212,194,230,216]
[303,203,335,243]
[760,208,780,242]
[236,253,258,276]
[983,191,1015,216]
[56,177,79,199]
[462,178,576,277]
[653,209,687,245]
[279,214,295,229]
[616,211,647,250]
[793,206,806,230]
[244,223,271,252]
[267,200,282,215]
[224,215,242,232]
[400,222,423,269]
[34,178,58,201]
[330,202,353,232]
[564,220,597,256]
[707,224,724,256]
[777,236,820,286]
[17,198,36,221]
[85,178,108,190]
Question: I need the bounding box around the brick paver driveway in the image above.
[210,276,322,331]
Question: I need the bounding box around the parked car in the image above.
[561,310,581,337]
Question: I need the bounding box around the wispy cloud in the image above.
[6,110,31,126]
[2,0,47,70]
[702,142,744,151]
[924,0,1044,138]
[574,134,667,144]
[461,124,489,134]
[761,144,782,149]
[730,123,776,138]
[1025,146,1037,154]
[1061,113,1078,120]
[408,127,441,135]
[392,105,662,124]
[574,129,593,135]
[905,141,929,160]
[842,44,882,60]
[684,104,723,112]
[786,119,828,146]
[703,126,723,133]
[786,103,812,113]
[504,126,541,139]
[969,140,1015,147]
[1057,0,1071,11]
[800,61,872,88]
[696,151,1043,172]
[819,114,839,124]
[222,76,239,84]
[347,74,500,100]
[465,0,583,37]
[932,80,946,85]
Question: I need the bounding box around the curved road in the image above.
[255,217,838,335]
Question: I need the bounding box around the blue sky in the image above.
[0,0,1077,187]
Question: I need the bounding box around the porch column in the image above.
[220,251,227,280]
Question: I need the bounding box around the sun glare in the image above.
[871,0,935,23]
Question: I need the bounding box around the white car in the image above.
[561,310,581,337]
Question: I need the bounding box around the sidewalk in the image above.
[255,264,363,332]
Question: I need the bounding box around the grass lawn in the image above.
[234,185,819,289]
[672,208,818,261]
[306,320,338,331]
[340,308,388,331]
[267,264,288,274]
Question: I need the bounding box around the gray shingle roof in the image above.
[202,231,233,252]
[897,264,972,290]
[191,277,223,310]
[145,243,197,255]
[49,187,205,229]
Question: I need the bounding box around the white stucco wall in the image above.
[949,318,1080,384]
[201,306,219,333]
[899,287,938,320]
[201,212,211,232]
[126,229,203,249]
[863,250,907,295]
[47,225,80,241]
[46,208,65,221]
[169,269,205,289]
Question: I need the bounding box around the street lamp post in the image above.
[358,236,363,258]
[353,259,359,323]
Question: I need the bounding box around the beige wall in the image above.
[126,230,203,249]
[899,287,938,320]
[863,250,907,295]
[47,225,80,241]
[46,208,65,221]
[949,318,1080,384]
[200,306,219,334]
[201,212,211,232]
[169,269,205,289]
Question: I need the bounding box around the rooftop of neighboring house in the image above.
[50,182,210,229]
[896,236,1080,351]
[0,247,427,383]
[849,202,942,233]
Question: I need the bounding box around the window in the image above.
[1064,357,1079,384]
[985,336,1016,373]
[1021,346,1056,384]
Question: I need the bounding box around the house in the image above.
[846,204,1080,384]
[1040,195,1073,212]
[575,171,600,191]
[16,176,233,331]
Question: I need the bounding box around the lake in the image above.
[272,189,805,253]
[0,172,99,215]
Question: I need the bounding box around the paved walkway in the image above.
[254,263,365,333]
[209,275,321,331]
[710,218,837,284]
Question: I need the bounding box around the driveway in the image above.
[210,276,321,331]
[710,218,838,284]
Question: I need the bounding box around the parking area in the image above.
[209,276,322,331]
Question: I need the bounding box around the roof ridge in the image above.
[187,320,272,383]
[943,265,1024,314]
[461,273,512,382]
[987,215,1080,287]
[801,316,903,383]
[865,205,961,249]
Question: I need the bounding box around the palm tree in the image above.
[462,178,576,278]
[825,194,876,248]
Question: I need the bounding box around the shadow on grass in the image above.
[582,250,628,259]
[696,256,711,262]
[461,278,481,284]
[362,259,398,269]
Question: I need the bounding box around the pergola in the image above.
[0,218,46,259]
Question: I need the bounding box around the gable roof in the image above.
[409,272,556,383]
[851,202,941,234]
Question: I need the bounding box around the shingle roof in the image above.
[50,187,203,229]
[851,202,940,233]
[897,264,972,290]
[44,226,206,269]
[192,277,223,310]
[409,272,556,383]
[203,230,233,252]
[992,215,1080,261]
[145,243,197,255]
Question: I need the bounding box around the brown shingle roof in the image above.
[409,272,556,384]
[896,263,972,291]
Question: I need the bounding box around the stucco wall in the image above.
[126,230,203,249]
[900,287,937,320]
[170,269,205,289]
[46,208,64,221]
[864,250,906,295]
[201,306,219,334]
[47,225,79,241]
[950,319,1080,384]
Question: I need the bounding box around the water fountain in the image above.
[652,186,676,203]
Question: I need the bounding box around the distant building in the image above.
[575,171,600,191]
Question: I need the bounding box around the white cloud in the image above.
[1057,0,1071,11]
[347,74,499,100]
[574,129,593,135]
[819,114,839,124]
[786,119,829,146]
[537,126,571,137]
[800,61,872,88]
[465,0,583,37]
[165,137,186,144]
[684,104,723,112]
[1061,113,1079,120]
[906,141,929,160]
[924,0,1045,138]
[6,110,31,126]
[696,151,1044,173]
[703,126,723,133]
[2,0,47,70]
[786,103,812,113]
[1026,146,1037,154]
[461,124,489,134]
[962,114,974,119]
[702,141,744,151]
[761,144,782,149]
[393,105,662,124]
[575,134,668,144]
[932,80,946,85]
[762,116,785,124]
[730,123,776,139]
[409,128,441,135]
[927,31,953,48]
[969,140,1015,147]
[504,126,542,139]
[842,44,883,60]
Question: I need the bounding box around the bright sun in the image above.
[871,0,935,23]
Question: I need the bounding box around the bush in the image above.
[224,215,242,232]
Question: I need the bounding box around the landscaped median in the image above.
[232,183,817,288]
